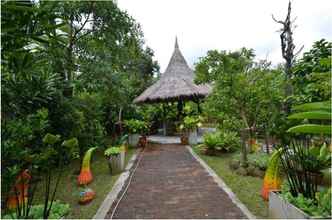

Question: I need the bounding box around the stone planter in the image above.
[108,154,122,175]
[120,150,125,170]
[128,133,140,147]
[269,191,312,219]
[188,130,197,145]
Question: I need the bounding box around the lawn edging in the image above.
[186,146,256,219]
[92,149,139,219]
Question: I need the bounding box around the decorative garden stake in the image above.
[7,169,31,210]
[78,147,97,185]
[261,148,282,200]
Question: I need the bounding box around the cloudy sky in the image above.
[117,0,332,72]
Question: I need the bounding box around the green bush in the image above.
[1,108,50,198]
[282,188,331,218]
[180,115,201,131]
[104,146,122,157]
[49,94,106,159]
[202,132,221,150]
[233,152,270,170]
[3,201,70,219]
[124,119,149,134]
[201,130,240,152]
[247,152,270,170]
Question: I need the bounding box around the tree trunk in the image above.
[240,129,248,168]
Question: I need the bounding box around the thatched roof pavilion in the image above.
[134,38,211,104]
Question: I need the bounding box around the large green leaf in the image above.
[287,124,331,134]
[288,111,331,120]
[292,101,331,111]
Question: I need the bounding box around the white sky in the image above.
[117,0,332,72]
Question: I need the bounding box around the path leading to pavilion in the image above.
[105,144,248,219]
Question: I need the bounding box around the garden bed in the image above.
[193,146,268,218]
[33,148,134,219]
[269,191,311,219]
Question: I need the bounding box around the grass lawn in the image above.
[193,146,268,218]
[35,147,135,219]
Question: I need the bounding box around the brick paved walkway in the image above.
[106,144,247,219]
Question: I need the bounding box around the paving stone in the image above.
[106,144,247,219]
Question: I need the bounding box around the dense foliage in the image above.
[1,0,159,216]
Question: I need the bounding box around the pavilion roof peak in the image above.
[133,38,212,104]
[164,37,192,78]
[175,36,179,49]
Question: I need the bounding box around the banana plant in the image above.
[77,147,97,186]
[287,100,331,135]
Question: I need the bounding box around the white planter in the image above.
[108,154,122,175]
[120,150,125,170]
[269,191,312,219]
[188,130,197,145]
[128,134,140,147]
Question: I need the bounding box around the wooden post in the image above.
[177,99,183,120]
[162,104,167,136]
[197,99,202,114]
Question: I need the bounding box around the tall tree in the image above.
[272,1,303,111]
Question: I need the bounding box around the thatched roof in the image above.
[134,38,211,104]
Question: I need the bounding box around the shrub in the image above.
[233,152,270,170]
[3,201,70,219]
[124,119,149,134]
[202,132,220,150]
[282,187,331,218]
[180,115,202,132]
[248,152,270,170]
[219,130,240,152]
[104,147,122,157]
[201,130,240,153]
[49,94,106,159]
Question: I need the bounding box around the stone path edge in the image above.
[93,149,139,219]
[186,145,256,219]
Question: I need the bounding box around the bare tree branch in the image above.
[294,45,304,58]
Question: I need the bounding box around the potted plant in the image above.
[267,101,332,218]
[124,119,148,147]
[179,116,202,145]
[267,142,331,219]
[104,146,123,175]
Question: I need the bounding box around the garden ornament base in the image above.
[128,134,140,147]
[188,130,198,145]
[79,187,96,205]
[108,154,124,175]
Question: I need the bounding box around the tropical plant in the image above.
[235,152,270,170]
[287,100,331,135]
[282,187,331,218]
[3,201,70,220]
[279,142,331,201]
[104,147,122,157]
[292,39,332,103]
[200,130,240,153]
[179,115,202,132]
[77,147,97,186]
[124,119,149,134]
[202,132,220,150]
